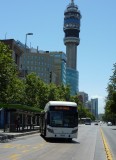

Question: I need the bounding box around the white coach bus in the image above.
[40,101,78,141]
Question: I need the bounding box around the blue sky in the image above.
[0,0,116,113]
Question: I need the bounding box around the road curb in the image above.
[100,128,113,160]
[0,130,39,142]
[14,130,39,137]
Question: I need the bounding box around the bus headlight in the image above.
[72,129,78,134]
[47,128,54,133]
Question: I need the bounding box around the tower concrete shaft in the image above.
[63,0,81,69]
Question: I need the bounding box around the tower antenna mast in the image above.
[71,0,74,3]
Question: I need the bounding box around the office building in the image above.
[91,98,98,119]
[20,46,66,85]
[78,92,88,106]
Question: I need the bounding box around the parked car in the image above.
[94,121,98,125]
[107,122,112,126]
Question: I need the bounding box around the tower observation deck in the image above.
[63,0,81,69]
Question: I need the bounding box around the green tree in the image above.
[104,63,116,124]
[36,78,49,109]
[107,63,116,102]
[70,95,79,104]
[7,77,25,104]
[24,73,39,107]
[70,95,95,120]
[47,83,59,101]
[0,42,22,103]
[57,84,71,101]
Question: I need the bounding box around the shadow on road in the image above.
[112,128,116,130]
[0,134,15,143]
[40,134,80,144]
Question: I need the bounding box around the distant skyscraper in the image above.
[91,98,98,119]
[78,92,88,105]
[63,0,81,95]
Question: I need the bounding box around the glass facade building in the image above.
[66,68,79,95]
[91,98,98,119]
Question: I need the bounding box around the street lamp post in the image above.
[25,33,33,49]
[24,33,33,77]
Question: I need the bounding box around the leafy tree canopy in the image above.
[0,42,20,103]
[104,63,116,123]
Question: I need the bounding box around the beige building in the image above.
[20,48,66,85]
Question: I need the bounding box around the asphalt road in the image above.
[0,124,107,160]
[102,125,116,160]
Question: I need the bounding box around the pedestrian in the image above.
[15,117,20,132]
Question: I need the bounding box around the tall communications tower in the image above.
[63,0,81,69]
[63,0,81,95]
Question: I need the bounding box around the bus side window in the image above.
[75,113,78,125]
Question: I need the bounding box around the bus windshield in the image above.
[50,111,78,127]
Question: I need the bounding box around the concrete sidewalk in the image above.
[0,128,40,142]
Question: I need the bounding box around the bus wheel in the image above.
[68,138,72,142]
[44,129,46,137]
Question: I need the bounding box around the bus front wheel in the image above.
[68,138,72,142]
